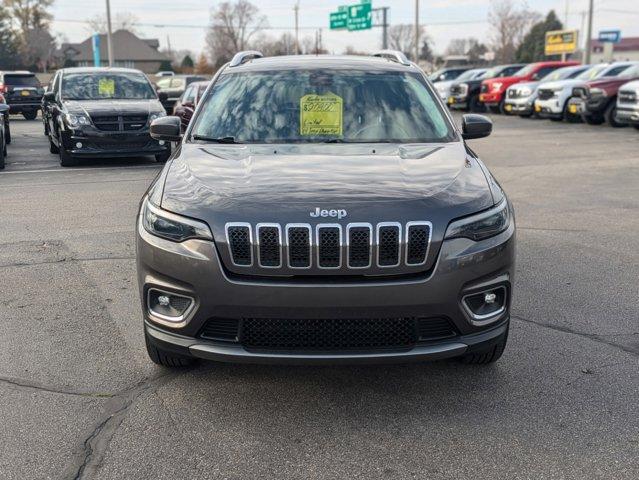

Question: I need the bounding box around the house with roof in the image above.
[60,30,170,74]
[590,37,639,63]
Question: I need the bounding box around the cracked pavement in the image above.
[0,115,637,479]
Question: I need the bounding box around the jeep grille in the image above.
[225,221,432,271]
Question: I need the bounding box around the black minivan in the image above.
[0,71,44,119]
[42,67,171,167]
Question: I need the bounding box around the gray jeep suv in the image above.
[137,51,515,367]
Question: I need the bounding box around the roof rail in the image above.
[372,50,411,66]
[229,51,264,67]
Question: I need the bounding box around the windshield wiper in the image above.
[191,135,242,144]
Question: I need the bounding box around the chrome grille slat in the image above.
[225,221,430,271]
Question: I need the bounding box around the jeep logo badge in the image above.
[310,207,347,220]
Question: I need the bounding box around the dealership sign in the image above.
[329,0,372,31]
[545,29,578,56]
[598,30,621,44]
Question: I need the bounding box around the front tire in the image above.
[4,124,10,144]
[604,101,626,128]
[145,332,194,367]
[49,134,60,154]
[459,328,508,365]
[58,136,78,167]
[22,110,38,120]
[0,143,5,170]
[583,114,604,125]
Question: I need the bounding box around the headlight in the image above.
[444,200,511,241]
[64,113,90,127]
[142,198,212,242]
[149,111,166,122]
[519,87,532,97]
[458,83,469,96]
[492,82,503,92]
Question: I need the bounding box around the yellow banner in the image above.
[300,93,343,136]
[545,30,578,56]
[98,78,115,96]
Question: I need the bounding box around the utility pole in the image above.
[585,0,594,64]
[105,0,114,67]
[414,0,420,63]
[294,2,300,55]
[381,7,388,50]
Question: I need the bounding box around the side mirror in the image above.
[461,114,492,140]
[0,104,9,113]
[43,91,56,103]
[150,116,182,142]
[531,72,541,81]
[158,91,168,103]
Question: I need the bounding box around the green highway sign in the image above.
[330,10,348,30]
[329,1,372,31]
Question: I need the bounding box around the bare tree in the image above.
[86,12,140,34]
[488,0,539,63]
[4,0,53,30]
[205,0,267,67]
[4,0,55,71]
[387,24,432,59]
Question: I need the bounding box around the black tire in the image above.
[22,110,38,120]
[583,114,604,125]
[49,135,59,154]
[459,328,508,365]
[634,125,639,131]
[0,143,5,170]
[550,116,563,122]
[145,332,194,367]
[498,99,507,115]
[468,94,484,113]
[488,105,500,114]
[155,151,171,163]
[604,101,626,128]
[43,120,49,136]
[4,125,10,144]
[58,138,78,167]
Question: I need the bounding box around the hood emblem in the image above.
[310,207,347,220]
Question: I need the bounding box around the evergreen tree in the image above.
[181,55,194,70]
[0,4,20,69]
[516,10,563,62]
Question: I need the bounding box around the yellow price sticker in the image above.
[98,78,115,96]
[300,92,343,136]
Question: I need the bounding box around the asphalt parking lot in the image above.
[1,114,638,479]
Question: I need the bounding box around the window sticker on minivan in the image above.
[300,93,343,136]
[98,78,115,96]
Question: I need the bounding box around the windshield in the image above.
[577,65,608,80]
[512,64,536,77]
[5,74,41,87]
[191,70,455,144]
[429,69,465,82]
[619,65,639,79]
[61,72,156,100]
[541,66,581,82]
[456,69,483,81]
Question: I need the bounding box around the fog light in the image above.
[147,288,194,322]
[158,140,165,146]
[75,142,83,149]
[462,286,507,322]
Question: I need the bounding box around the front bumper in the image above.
[7,101,41,113]
[479,92,503,105]
[137,212,516,364]
[447,95,468,110]
[534,98,564,118]
[615,107,639,125]
[60,126,169,158]
[504,97,534,116]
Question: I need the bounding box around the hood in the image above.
[433,80,455,90]
[619,80,639,92]
[64,99,164,116]
[160,141,494,242]
[539,78,586,91]
[508,80,540,92]
[484,75,524,87]
[585,76,639,90]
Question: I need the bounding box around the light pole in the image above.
[105,0,114,67]
[414,0,420,63]
[294,2,300,55]
[585,0,593,64]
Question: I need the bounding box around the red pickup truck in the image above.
[480,60,580,113]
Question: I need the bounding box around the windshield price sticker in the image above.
[98,78,115,96]
[300,93,343,136]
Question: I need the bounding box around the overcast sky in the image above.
[51,0,639,56]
